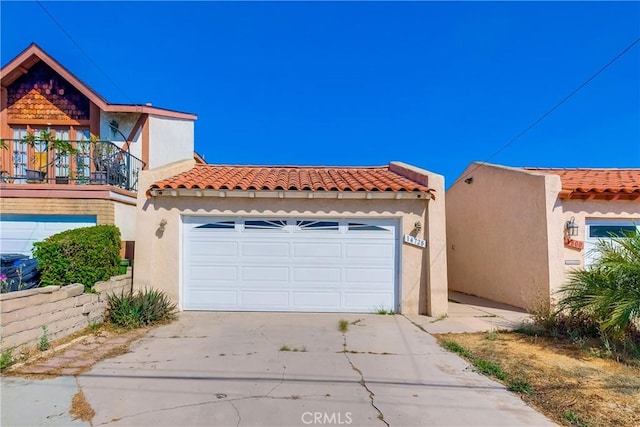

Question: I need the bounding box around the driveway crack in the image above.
[93,394,324,425]
[229,401,241,427]
[266,363,287,396]
[341,335,389,426]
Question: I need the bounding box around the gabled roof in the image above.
[1,43,197,120]
[150,164,434,194]
[525,168,640,200]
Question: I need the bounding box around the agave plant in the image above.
[558,229,640,337]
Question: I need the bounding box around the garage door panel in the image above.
[343,292,395,310]
[241,291,289,307]
[188,290,238,307]
[0,214,97,255]
[293,242,342,258]
[190,266,238,281]
[345,267,394,283]
[241,242,290,257]
[242,266,289,282]
[345,242,394,260]
[189,241,239,257]
[293,291,342,307]
[183,217,398,312]
[293,267,342,283]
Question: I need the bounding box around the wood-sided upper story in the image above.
[1,43,198,194]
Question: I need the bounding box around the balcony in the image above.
[0,139,144,192]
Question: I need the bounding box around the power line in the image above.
[451,36,640,189]
[35,0,133,103]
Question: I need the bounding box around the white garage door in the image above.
[182,217,398,313]
[0,214,97,255]
[585,220,639,268]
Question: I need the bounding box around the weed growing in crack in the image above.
[0,345,14,370]
[38,325,50,351]
[280,345,306,352]
[430,314,448,323]
[374,305,395,315]
[338,320,349,332]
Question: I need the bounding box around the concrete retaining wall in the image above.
[0,271,132,350]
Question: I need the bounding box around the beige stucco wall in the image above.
[134,161,448,316]
[560,199,640,284]
[113,201,136,241]
[446,163,564,310]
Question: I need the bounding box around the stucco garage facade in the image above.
[446,163,640,310]
[133,160,448,316]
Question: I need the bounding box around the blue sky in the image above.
[2,1,638,187]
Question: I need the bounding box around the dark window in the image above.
[244,220,287,229]
[196,221,235,229]
[348,223,388,231]
[589,225,637,238]
[296,220,339,230]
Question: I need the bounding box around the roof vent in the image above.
[145,102,152,106]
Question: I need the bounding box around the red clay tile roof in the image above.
[151,164,433,193]
[525,168,640,199]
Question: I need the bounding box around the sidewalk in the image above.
[405,291,531,334]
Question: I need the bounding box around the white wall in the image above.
[99,112,143,161]
[148,116,194,169]
[114,201,136,241]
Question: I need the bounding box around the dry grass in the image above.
[435,332,640,427]
[69,389,95,422]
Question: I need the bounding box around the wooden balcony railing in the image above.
[0,139,144,192]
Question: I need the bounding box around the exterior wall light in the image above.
[414,221,422,232]
[565,216,579,237]
[159,219,167,231]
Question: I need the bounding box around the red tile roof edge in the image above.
[522,167,640,198]
[149,164,435,195]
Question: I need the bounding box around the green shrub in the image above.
[107,289,177,329]
[557,230,640,337]
[33,225,121,291]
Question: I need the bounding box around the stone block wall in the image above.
[0,271,131,350]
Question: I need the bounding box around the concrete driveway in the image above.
[2,312,554,426]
